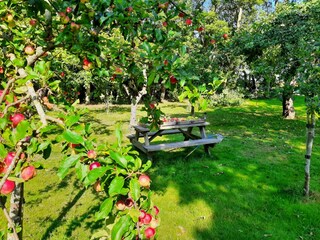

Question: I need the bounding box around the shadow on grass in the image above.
[40,188,87,240]
[147,99,320,239]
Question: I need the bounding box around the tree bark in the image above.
[282,94,295,119]
[85,83,90,104]
[304,113,315,197]
[236,7,243,30]
[7,183,24,240]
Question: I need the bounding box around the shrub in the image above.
[209,89,244,107]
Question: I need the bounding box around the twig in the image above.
[45,115,65,128]
[0,79,16,105]
[0,198,19,240]
[3,94,31,115]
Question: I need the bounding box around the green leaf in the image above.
[141,42,151,55]
[108,176,125,197]
[75,162,88,181]
[129,178,140,201]
[95,198,113,221]
[62,130,84,144]
[0,118,8,130]
[155,29,163,41]
[109,151,127,168]
[57,155,80,179]
[84,166,108,186]
[13,121,30,143]
[141,160,152,172]
[111,215,132,240]
[65,115,81,128]
[0,143,7,158]
[37,141,50,153]
[12,58,25,67]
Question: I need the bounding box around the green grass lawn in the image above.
[1,96,320,240]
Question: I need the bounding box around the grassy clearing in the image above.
[1,96,320,240]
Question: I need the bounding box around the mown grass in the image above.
[1,96,320,240]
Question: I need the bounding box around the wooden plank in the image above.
[133,125,150,133]
[144,137,223,152]
[127,129,182,140]
[131,139,148,153]
[159,121,210,130]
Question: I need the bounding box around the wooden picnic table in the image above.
[127,121,223,158]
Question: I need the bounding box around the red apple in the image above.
[115,200,126,210]
[29,19,37,26]
[60,72,65,77]
[141,213,152,224]
[83,62,93,70]
[153,205,160,215]
[71,22,81,31]
[222,33,228,40]
[115,67,122,74]
[0,67,4,74]
[125,198,134,208]
[126,6,133,12]
[185,18,192,26]
[21,166,36,181]
[89,161,100,170]
[163,59,169,66]
[5,13,14,22]
[66,7,73,13]
[4,152,15,166]
[197,26,204,32]
[87,150,97,159]
[144,227,156,239]
[83,58,90,66]
[178,12,185,18]
[149,103,155,109]
[162,21,167,27]
[10,113,25,128]
[169,75,178,84]
[210,39,216,44]
[93,181,102,192]
[0,180,15,195]
[138,174,151,188]
[24,45,35,55]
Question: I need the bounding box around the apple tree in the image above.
[0,0,186,239]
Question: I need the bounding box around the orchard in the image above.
[2,0,320,239]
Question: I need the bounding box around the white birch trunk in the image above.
[304,113,315,196]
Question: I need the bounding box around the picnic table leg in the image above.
[204,145,211,156]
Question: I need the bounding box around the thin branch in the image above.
[3,94,31,115]
[0,79,15,105]
[45,115,65,128]
[0,199,19,240]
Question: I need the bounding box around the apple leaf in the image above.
[64,115,81,128]
[0,118,8,130]
[155,29,163,41]
[57,155,81,179]
[141,160,152,172]
[13,121,30,144]
[108,176,125,197]
[109,151,127,168]
[129,178,140,201]
[95,198,114,221]
[0,143,7,158]
[111,215,132,240]
[83,166,109,186]
[75,162,88,182]
[62,130,84,144]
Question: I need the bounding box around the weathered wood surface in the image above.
[144,135,223,152]
[127,129,182,140]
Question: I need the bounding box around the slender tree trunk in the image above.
[304,113,315,197]
[282,93,295,119]
[85,83,90,104]
[236,7,243,30]
[7,183,24,240]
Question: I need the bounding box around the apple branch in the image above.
[3,94,31,115]
[26,81,47,126]
[0,79,16,105]
[0,199,19,240]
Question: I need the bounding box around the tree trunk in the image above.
[7,183,24,240]
[304,113,315,197]
[236,7,243,30]
[282,94,295,119]
[160,85,166,102]
[85,83,90,104]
